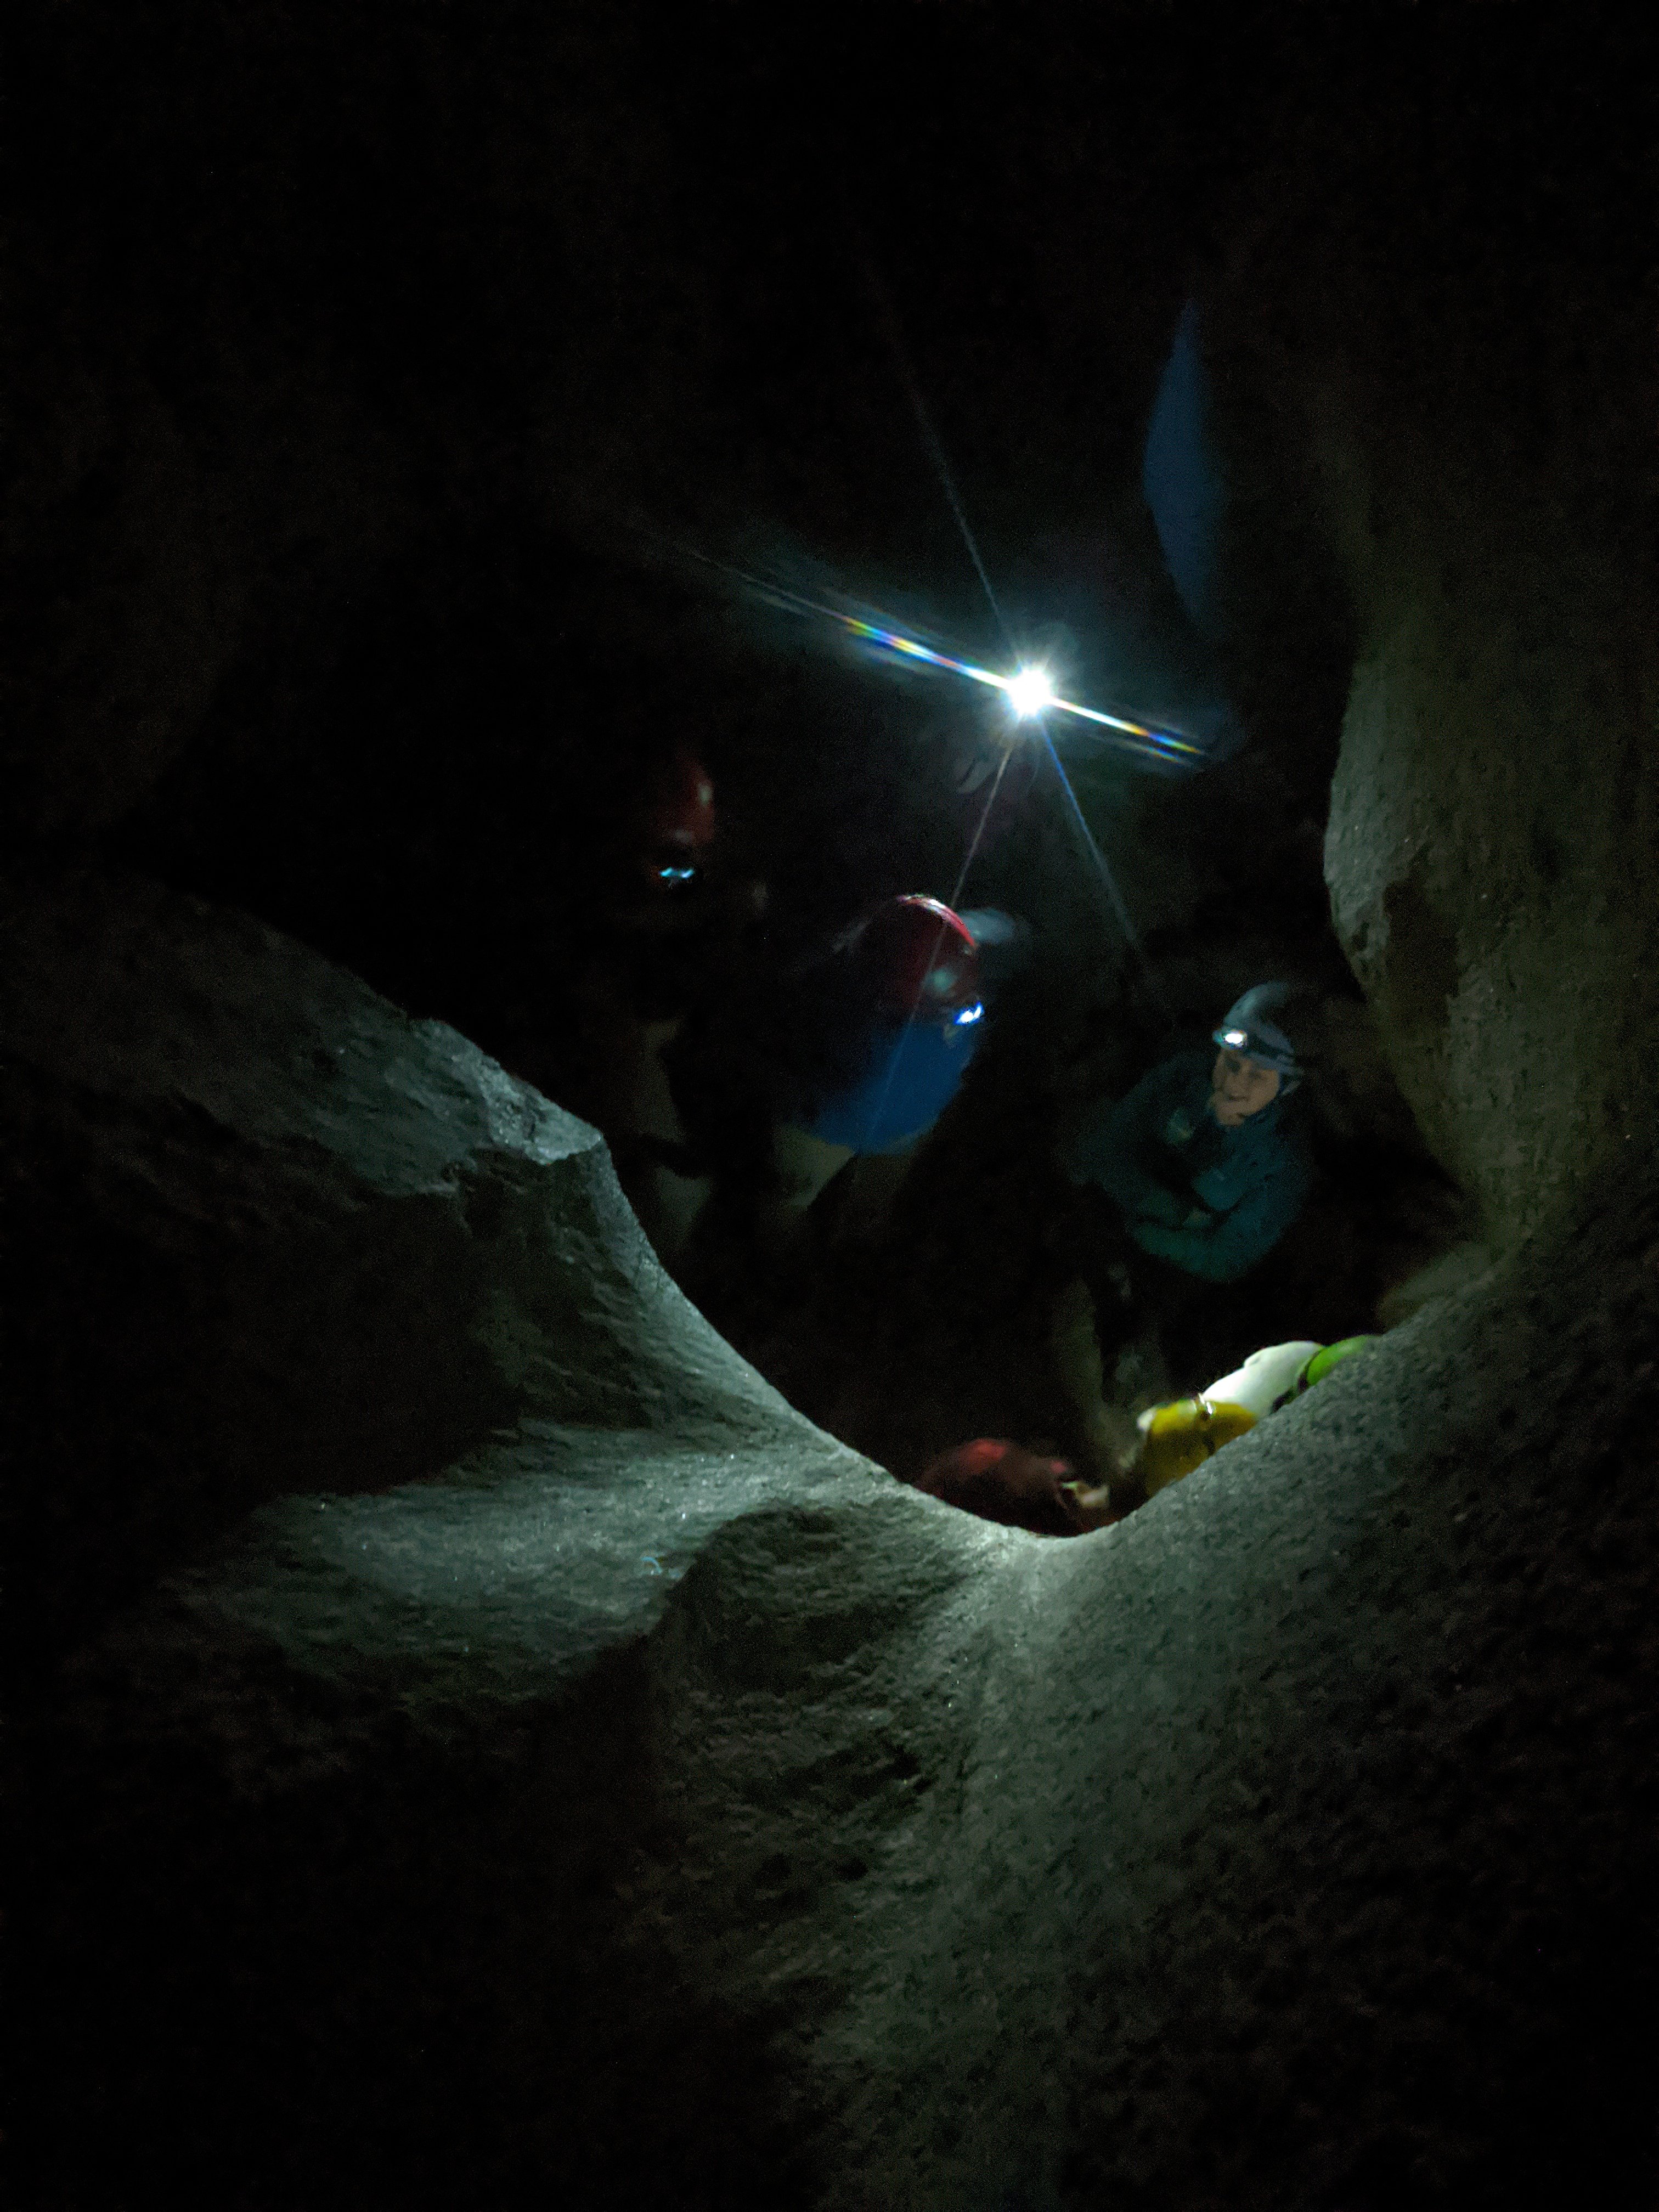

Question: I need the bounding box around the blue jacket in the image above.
[1063,1050,1311,1282]
[805,1014,981,1155]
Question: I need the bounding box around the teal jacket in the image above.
[1063,1051,1312,1282]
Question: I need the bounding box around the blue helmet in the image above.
[1213,982,1302,1081]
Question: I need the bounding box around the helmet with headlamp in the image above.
[855,895,984,1028]
[640,746,717,888]
[1212,981,1303,1084]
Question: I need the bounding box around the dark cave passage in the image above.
[13,1,1514,1519]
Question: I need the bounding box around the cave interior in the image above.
[7,5,1659,2208]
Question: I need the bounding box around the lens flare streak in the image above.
[831,610,1199,764]
[697,554,1203,768]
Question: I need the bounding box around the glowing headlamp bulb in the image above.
[1005,666,1055,719]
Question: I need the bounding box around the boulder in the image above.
[13,872,1659,2209]
[0,872,870,1673]
[1323,437,1659,1249]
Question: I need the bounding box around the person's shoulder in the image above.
[1255,1097,1314,1166]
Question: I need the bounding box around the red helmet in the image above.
[910,1438,1086,1534]
[642,747,716,860]
[856,895,981,1020]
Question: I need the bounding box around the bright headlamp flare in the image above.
[673,541,1185,1060]
[830,611,1201,766]
[676,551,1200,768]
[1005,665,1056,719]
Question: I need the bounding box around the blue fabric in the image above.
[1142,298,1226,644]
[1063,1050,1312,1283]
[805,1017,981,1155]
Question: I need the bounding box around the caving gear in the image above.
[1136,298,1252,764]
[1136,1333,1380,1496]
[1299,1335,1377,1391]
[856,895,982,1022]
[641,747,716,885]
[1143,298,1225,643]
[1202,1339,1324,1419]
[910,1437,1097,1537]
[788,896,985,1156]
[1062,1048,1312,1282]
[1138,1394,1259,1495]
[804,1013,981,1154]
[1212,981,1302,1083]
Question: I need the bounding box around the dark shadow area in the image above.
[13,1640,824,2212]
[17,0,1544,1522]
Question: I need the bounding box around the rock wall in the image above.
[13,873,1659,2209]
[1195,18,1659,1248]
[1321,404,1659,1249]
[1141,8,1659,1256]
[0,873,862,1665]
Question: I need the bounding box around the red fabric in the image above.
[909,1437,1091,1537]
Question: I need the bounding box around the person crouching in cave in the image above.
[1051,983,1315,1493]
[763,895,989,1250]
[545,743,769,1259]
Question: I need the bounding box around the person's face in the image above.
[1210,1048,1282,1126]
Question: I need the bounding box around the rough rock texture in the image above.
[13,874,1659,2208]
[1322,422,1659,1249]
[1216,23,1659,1252]
[0,872,872,1666]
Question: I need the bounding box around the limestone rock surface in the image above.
[1,871,865,1666]
[12,874,1659,2210]
[1322,438,1659,1248]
